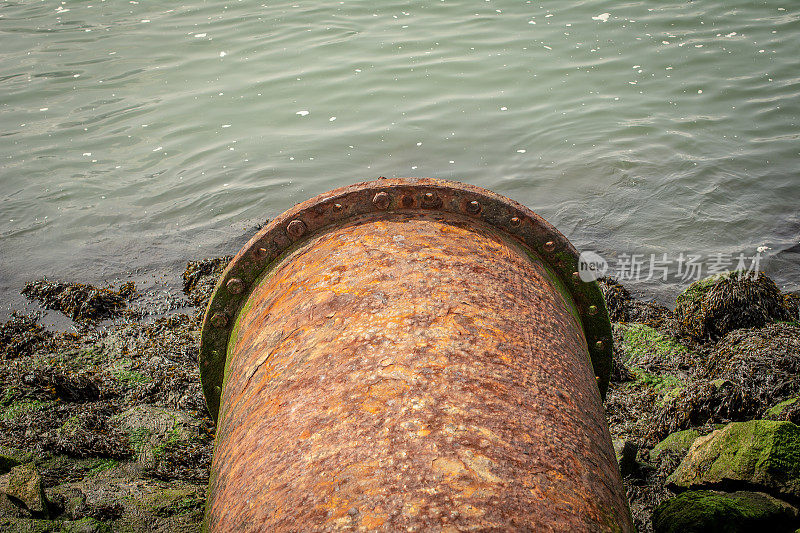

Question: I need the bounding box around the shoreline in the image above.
[1,260,798,532]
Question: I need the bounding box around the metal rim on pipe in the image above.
[199,177,612,420]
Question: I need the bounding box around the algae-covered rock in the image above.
[0,313,53,360]
[614,323,690,373]
[21,280,135,322]
[0,463,48,515]
[0,516,62,533]
[706,324,800,408]
[111,404,211,482]
[0,446,29,476]
[653,379,759,440]
[599,278,673,329]
[674,271,791,342]
[667,420,800,499]
[649,429,700,464]
[60,517,111,533]
[652,490,799,533]
[113,404,199,467]
[767,399,800,425]
[182,256,232,307]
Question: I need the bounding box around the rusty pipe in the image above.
[200,178,632,532]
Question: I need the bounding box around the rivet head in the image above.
[210,313,228,328]
[373,191,390,210]
[543,240,556,252]
[225,278,244,294]
[595,340,605,351]
[226,278,244,295]
[509,216,521,227]
[253,247,268,260]
[466,200,481,214]
[588,305,598,316]
[421,191,441,208]
[287,219,306,239]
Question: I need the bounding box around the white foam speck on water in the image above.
[39,108,48,111]
[219,51,226,57]
[528,21,536,25]
[153,146,163,152]
[411,166,417,169]
[449,160,455,164]
[329,116,336,121]
[416,142,422,146]
[500,106,507,111]
[194,33,207,38]
[141,19,150,23]
[296,110,309,116]
[516,149,526,153]
[592,13,610,22]
[543,45,552,50]
[726,32,737,37]
[698,89,703,94]
[221,124,231,128]
[83,153,91,156]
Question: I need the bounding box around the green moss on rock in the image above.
[650,429,701,463]
[60,517,112,533]
[652,490,799,533]
[768,399,800,420]
[668,420,800,499]
[0,463,47,515]
[617,323,689,368]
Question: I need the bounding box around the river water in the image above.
[2,0,799,318]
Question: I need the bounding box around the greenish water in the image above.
[1,0,798,317]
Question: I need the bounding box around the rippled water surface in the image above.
[2,0,799,315]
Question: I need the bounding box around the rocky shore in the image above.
[1,262,798,532]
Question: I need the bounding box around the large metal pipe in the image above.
[199,178,632,532]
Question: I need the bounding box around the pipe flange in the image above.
[199,178,612,420]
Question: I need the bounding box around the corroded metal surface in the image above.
[199,178,612,421]
[204,209,633,532]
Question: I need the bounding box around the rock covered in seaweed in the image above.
[674,271,792,342]
[599,278,674,330]
[21,280,136,322]
[704,323,800,410]
[181,256,232,308]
